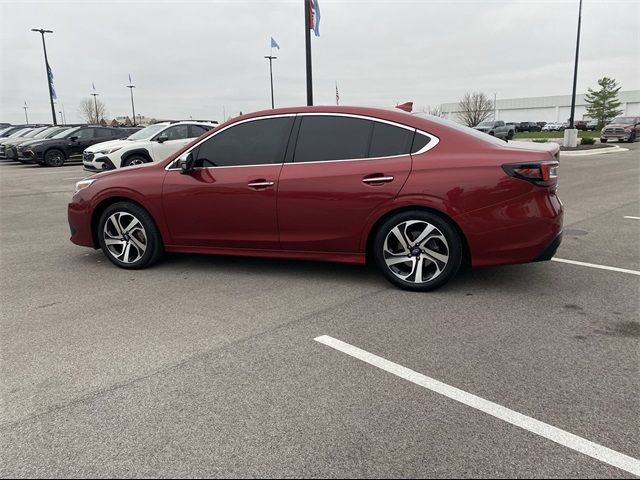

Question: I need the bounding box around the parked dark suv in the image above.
[517,122,541,132]
[21,126,131,167]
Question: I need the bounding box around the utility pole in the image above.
[265,55,277,108]
[304,0,313,106]
[565,0,583,147]
[31,28,57,125]
[126,75,137,126]
[23,101,29,124]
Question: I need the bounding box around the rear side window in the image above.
[411,133,431,153]
[195,117,294,167]
[294,116,372,162]
[95,128,112,138]
[189,125,209,137]
[369,122,413,158]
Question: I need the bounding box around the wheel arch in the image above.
[91,196,165,248]
[120,148,152,167]
[364,206,471,268]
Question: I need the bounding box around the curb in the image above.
[560,145,629,157]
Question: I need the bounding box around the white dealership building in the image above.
[441,90,640,124]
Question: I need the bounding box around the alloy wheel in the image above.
[103,211,148,264]
[383,220,450,284]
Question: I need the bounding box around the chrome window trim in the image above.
[166,112,439,171]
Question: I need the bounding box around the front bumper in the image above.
[83,152,117,172]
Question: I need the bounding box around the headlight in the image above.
[98,147,122,154]
[74,179,96,194]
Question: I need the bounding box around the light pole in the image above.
[91,84,100,124]
[265,55,277,109]
[493,92,497,121]
[23,101,29,124]
[304,0,313,106]
[565,0,583,147]
[31,28,57,125]
[126,75,137,126]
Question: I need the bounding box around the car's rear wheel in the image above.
[43,149,65,167]
[372,210,462,291]
[98,202,163,269]
[601,138,607,143]
[123,155,148,167]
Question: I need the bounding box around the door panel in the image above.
[162,165,282,248]
[277,156,411,252]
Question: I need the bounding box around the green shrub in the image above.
[532,139,549,143]
[581,137,596,145]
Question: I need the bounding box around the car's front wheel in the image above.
[43,149,66,167]
[372,210,463,291]
[122,155,148,167]
[98,202,164,269]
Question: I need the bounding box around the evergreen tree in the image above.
[584,77,623,128]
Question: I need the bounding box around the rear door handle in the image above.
[248,180,275,189]
[362,175,394,184]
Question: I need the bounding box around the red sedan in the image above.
[68,106,563,291]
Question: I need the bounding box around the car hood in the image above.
[22,138,63,149]
[85,138,148,153]
[605,123,634,128]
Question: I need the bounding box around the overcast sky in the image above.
[1,0,638,124]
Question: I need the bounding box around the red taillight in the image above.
[503,161,558,186]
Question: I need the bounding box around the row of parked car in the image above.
[0,121,217,168]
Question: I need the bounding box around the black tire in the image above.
[122,155,148,167]
[601,138,607,143]
[43,149,66,167]
[97,201,164,269]
[372,210,463,292]
[628,132,636,143]
[507,130,514,140]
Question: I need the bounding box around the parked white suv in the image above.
[83,121,216,171]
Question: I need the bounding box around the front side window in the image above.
[194,117,294,167]
[74,128,95,140]
[161,125,190,141]
[294,116,372,162]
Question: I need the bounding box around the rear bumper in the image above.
[533,232,563,262]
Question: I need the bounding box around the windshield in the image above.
[21,127,49,138]
[38,126,68,138]
[50,127,80,139]
[610,117,635,124]
[413,113,509,147]
[127,124,166,140]
[9,128,32,137]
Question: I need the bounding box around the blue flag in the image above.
[129,74,132,84]
[47,65,57,100]
[312,0,320,37]
[92,82,96,92]
[271,37,280,49]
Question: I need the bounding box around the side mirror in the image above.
[177,153,194,174]
[69,136,78,142]
[156,134,168,143]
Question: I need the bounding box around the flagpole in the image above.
[304,0,313,106]
[265,54,277,109]
[127,76,137,126]
[91,85,99,124]
[32,29,57,125]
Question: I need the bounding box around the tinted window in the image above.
[369,122,413,158]
[411,133,431,153]
[190,125,209,137]
[195,117,294,167]
[162,125,190,140]
[294,116,372,162]
[95,128,113,138]
[74,128,95,140]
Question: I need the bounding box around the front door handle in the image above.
[248,180,275,189]
[362,175,394,185]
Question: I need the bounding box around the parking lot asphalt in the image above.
[1,145,638,478]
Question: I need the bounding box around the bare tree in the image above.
[79,97,108,124]
[457,92,494,127]
[425,105,443,117]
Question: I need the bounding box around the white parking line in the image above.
[624,216,640,220]
[314,335,640,477]
[552,258,640,276]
